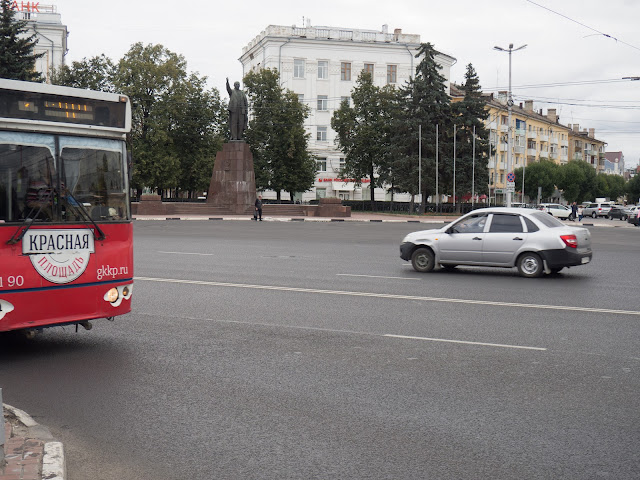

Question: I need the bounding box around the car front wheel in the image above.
[592,212,597,218]
[517,252,544,278]
[411,247,435,273]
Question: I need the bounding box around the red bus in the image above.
[0,79,133,334]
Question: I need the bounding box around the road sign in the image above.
[506,172,515,183]
[506,182,515,192]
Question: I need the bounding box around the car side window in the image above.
[489,214,524,233]
[523,217,539,232]
[451,214,487,234]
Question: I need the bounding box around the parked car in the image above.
[607,205,629,220]
[537,203,572,220]
[628,206,640,226]
[399,207,592,278]
[582,202,613,218]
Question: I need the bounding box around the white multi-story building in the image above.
[12,3,67,83]
[240,22,455,202]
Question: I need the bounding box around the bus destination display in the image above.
[0,89,127,128]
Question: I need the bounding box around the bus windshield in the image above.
[0,132,130,223]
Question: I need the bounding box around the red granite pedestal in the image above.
[207,142,256,214]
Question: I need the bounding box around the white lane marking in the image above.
[133,276,640,317]
[158,251,215,256]
[384,334,546,351]
[337,274,419,281]
[137,312,545,352]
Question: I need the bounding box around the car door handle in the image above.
[473,237,482,241]
[513,237,524,241]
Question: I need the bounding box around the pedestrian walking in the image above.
[254,195,263,221]
[578,204,584,221]
[570,202,578,221]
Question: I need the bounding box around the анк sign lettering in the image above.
[11,2,40,13]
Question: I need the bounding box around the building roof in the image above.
[604,152,623,162]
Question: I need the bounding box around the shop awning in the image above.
[332,181,355,191]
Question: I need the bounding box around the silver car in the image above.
[400,207,592,278]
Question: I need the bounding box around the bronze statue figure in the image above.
[226,78,249,140]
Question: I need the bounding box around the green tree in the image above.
[50,55,115,92]
[112,43,189,194]
[450,64,491,204]
[626,174,640,203]
[556,160,597,203]
[244,68,315,201]
[514,159,559,201]
[394,43,452,212]
[0,0,43,81]
[332,71,397,210]
[170,74,226,197]
[594,173,625,201]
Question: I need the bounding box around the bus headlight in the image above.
[0,299,15,321]
[105,288,119,303]
[104,284,133,307]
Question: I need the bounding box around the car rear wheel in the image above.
[517,252,544,278]
[411,247,435,273]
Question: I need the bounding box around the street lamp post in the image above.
[494,43,526,207]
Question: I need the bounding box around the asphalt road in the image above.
[1,221,639,479]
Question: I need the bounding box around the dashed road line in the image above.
[134,276,640,316]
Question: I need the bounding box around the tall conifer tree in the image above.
[0,0,44,81]
[393,43,452,212]
[451,63,490,204]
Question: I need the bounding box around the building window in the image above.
[339,157,346,170]
[501,115,509,125]
[387,65,397,84]
[341,62,352,81]
[317,95,328,111]
[317,126,327,141]
[364,63,374,76]
[316,158,327,172]
[340,96,350,107]
[316,188,327,199]
[294,59,305,78]
[318,60,328,79]
[297,94,304,104]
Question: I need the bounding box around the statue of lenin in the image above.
[226,78,249,140]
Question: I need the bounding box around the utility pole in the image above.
[494,43,527,207]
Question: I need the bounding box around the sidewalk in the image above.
[133,210,636,228]
[1,406,64,480]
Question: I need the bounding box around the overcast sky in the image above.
[53,0,640,167]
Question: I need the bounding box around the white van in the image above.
[538,203,572,219]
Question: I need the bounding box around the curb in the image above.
[132,216,452,223]
[131,215,638,228]
[3,404,66,480]
[42,442,65,480]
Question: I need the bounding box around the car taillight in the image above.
[561,235,578,248]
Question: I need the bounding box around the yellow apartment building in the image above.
[567,124,607,172]
[451,85,606,204]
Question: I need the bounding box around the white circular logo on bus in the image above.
[23,229,95,284]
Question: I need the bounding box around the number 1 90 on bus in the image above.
[0,276,25,288]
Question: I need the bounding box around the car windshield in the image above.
[531,211,565,228]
